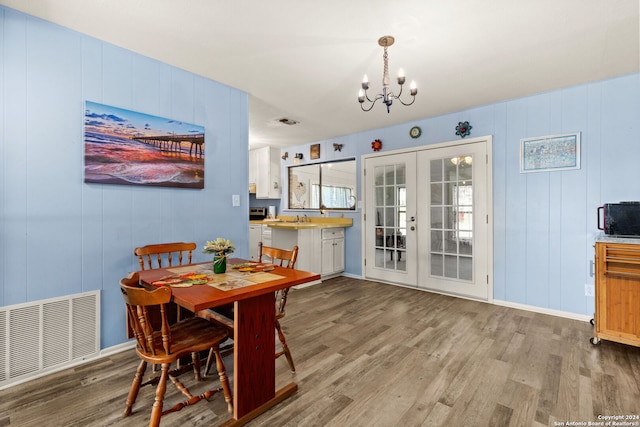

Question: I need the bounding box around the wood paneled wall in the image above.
[0,6,249,349]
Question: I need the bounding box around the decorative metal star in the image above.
[455,121,472,138]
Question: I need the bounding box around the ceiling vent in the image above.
[278,118,298,126]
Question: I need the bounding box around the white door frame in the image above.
[361,135,493,302]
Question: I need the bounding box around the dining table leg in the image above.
[219,291,298,426]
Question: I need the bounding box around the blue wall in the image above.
[0,7,249,349]
[2,5,639,352]
[281,72,640,318]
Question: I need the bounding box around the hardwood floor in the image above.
[1,276,639,426]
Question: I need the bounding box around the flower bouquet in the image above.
[203,238,235,274]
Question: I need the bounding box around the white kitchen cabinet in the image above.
[249,224,261,260]
[271,226,345,279]
[251,146,281,199]
[321,228,345,276]
[248,149,257,194]
[249,223,273,260]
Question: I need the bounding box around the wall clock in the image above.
[410,126,422,139]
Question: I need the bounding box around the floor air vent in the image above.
[0,291,100,388]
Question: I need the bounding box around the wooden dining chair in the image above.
[134,242,200,376]
[134,242,197,270]
[120,272,232,427]
[261,243,299,373]
[200,243,300,373]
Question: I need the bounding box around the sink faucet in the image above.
[296,215,300,223]
[303,214,308,223]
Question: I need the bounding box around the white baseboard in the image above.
[493,299,592,323]
[0,340,135,391]
[293,279,322,289]
[100,340,136,357]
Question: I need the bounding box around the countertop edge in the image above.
[595,232,640,244]
[250,219,353,229]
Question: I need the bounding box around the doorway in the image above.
[363,137,492,301]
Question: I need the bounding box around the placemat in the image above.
[154,264,284,290]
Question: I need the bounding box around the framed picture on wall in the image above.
[520,132,580,173]
[310,143,321,160]
[84,101,205,188]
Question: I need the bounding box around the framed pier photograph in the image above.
[84,101,205,188]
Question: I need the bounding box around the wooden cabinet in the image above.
[321,228,344,276]
[593,241,640,347]
[251,146,281,199]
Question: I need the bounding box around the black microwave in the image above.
[597,202,640,237]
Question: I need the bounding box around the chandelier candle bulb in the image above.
[397,69,406,85]
[361,75,369,90]
[410,81,417,96]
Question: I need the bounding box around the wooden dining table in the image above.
[137,259,320,426]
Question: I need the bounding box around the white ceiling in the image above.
[1,0,638,149]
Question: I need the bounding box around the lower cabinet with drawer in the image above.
[593,240,640,347]
[321,228,344,276]
[249,223,272,261]
[271,226,345,279]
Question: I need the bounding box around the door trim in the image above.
[361,135,493,302]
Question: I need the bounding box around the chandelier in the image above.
[358,35,417,113]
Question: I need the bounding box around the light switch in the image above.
[232,194,240,207]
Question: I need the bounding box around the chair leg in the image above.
[204,347,214,377]
[149,363,170,427]
[124,359,147,417]
[210,347,233,413]
[191,351,202,381]
[275,320,296,373]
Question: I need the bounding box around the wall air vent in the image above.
[0,291,100,389]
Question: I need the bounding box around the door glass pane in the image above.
[431,230,443,251]
[430,207,442,228]
[430,159,443,181]
[430,183,442,204]
[444,255,457,278]
[459,156,473,180]
[459,256,472,280]
[373,163,407,273]
[431,253,443,276]
[444,207,455,229]
[444,231,457,254]
[429,154,473,281]
[396,164,406,185]
[375,167,385,185]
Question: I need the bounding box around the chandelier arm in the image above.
[396,96,416,106]
[393,84,416,106]
[360,94,384,112]
[360,102,377,112]
[363,90,377,104]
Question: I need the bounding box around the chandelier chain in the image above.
[382,47,389,88]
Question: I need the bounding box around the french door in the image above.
[364,153,418,285]
[364,138,492,301]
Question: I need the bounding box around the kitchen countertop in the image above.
[595,232,640,244]
[250,216,353,230]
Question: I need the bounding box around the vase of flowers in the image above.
[203,238,235,274]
